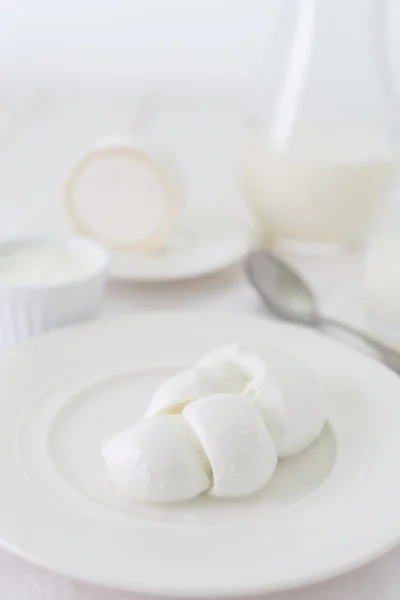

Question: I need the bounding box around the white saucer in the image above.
[0,313,400,597]
[108,209,255,281]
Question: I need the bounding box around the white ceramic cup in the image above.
[0,236,109,345]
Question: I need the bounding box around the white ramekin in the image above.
[0,236,109,345]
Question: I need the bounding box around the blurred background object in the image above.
[365,197,400,339]
[0,0,398,246]
[0,236,108,344]
[0,0,400,336]
[242,0,399,254]
[64,93,184,254]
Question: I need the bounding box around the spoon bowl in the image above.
[246,251,319,326]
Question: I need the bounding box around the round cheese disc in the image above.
[66,142,182,252]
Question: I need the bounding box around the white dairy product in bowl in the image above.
[0,237,108,344]
[102,344,326,504]
[241,124,397,251]
[0,238,106,286]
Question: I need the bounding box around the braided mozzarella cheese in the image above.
[145,344,326,458]
[183,394,277,498]
[251,347,327,458]
[102,415,211,503]
[103,393,277,503]
[102,345,326,503]
[144,344,282,443]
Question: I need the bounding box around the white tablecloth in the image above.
[1,251,400,600]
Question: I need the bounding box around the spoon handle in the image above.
[320,317,400,374]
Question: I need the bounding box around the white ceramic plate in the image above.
[0,313,400,598]
[108,209,254,281]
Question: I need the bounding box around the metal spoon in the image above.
[246,250,400,374]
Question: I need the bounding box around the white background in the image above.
[1,0,400,237]
[0,0,399,91]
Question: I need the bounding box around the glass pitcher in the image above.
[241,0,399,254]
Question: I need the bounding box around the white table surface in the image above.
[1,250,400,600]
